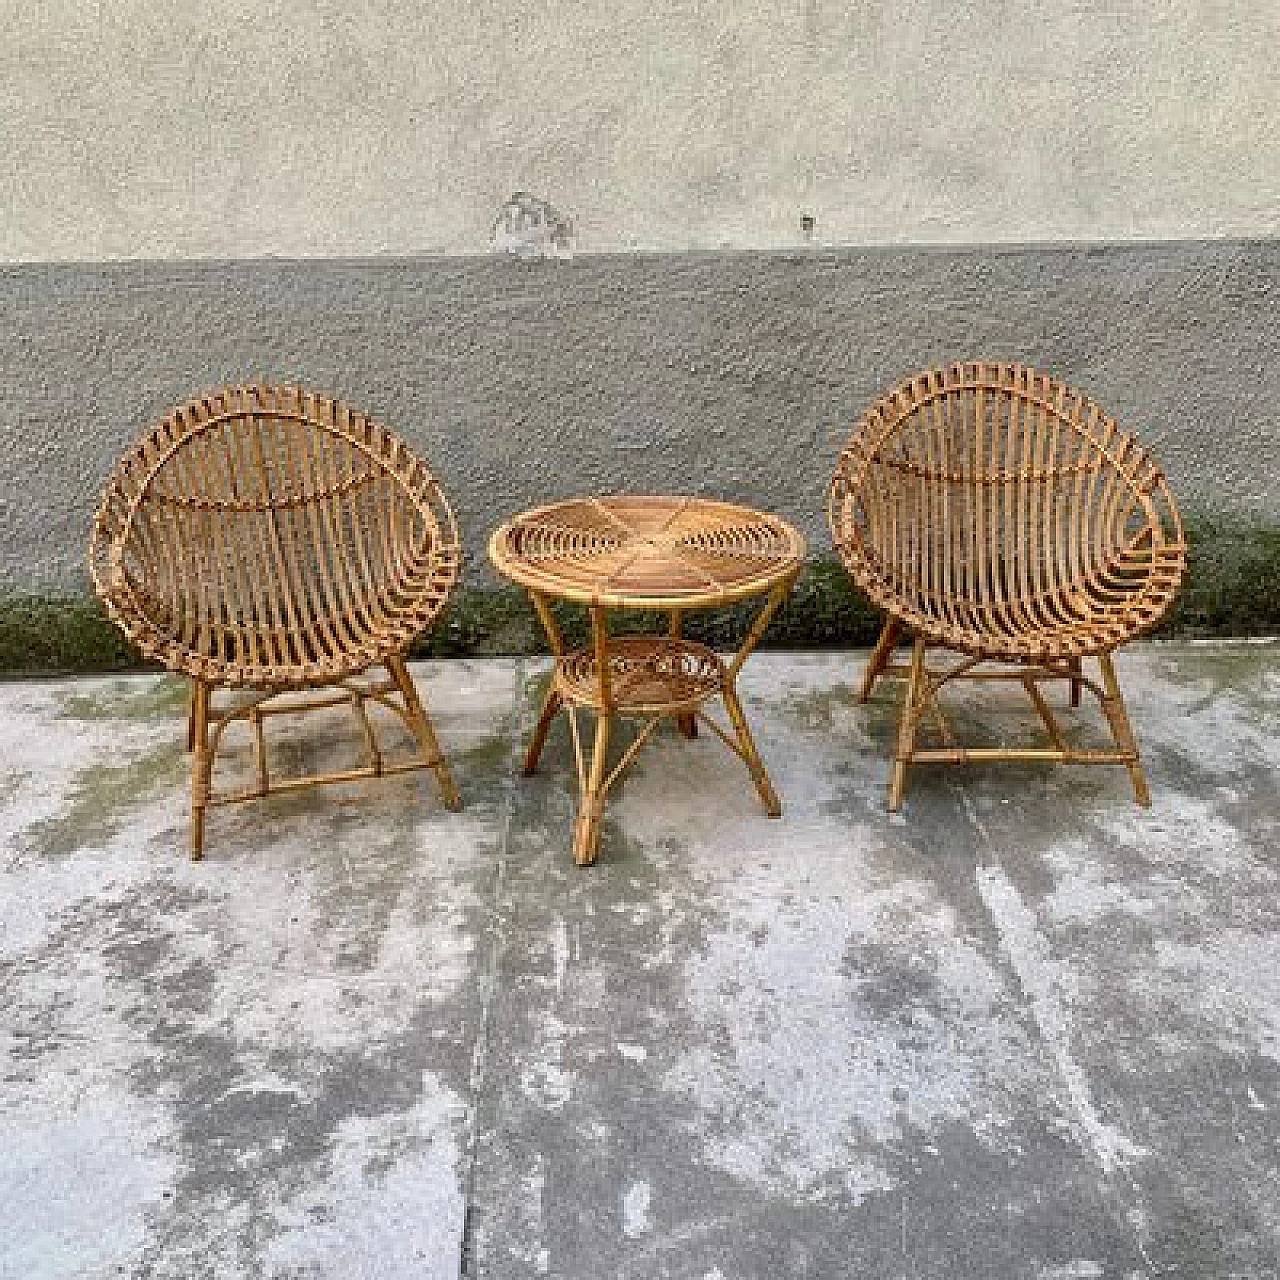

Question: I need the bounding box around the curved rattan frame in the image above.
[828,361,1187,810]
[90,384,462,858]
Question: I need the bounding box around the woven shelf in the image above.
[554,636,726,714]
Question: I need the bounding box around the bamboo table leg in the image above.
[524,594,615,866]
[570,605,614,865]
[670,610,698,739]
[721,682,780,816]
[718,577,795,818]
[523,589,568,775]
[572,710,611,865]
[523,686,564,775]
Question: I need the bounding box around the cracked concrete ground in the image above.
[1,643,1277,1279]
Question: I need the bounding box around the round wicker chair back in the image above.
[828,362,1185,659]
[91,385,460,689]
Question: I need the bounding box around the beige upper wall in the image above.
[3,0,1278,261]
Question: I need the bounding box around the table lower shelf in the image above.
[554,635,726,713]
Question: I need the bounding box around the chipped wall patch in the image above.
[490,192,574,258]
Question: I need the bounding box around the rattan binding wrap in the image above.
[828,362,1187,810]
[89,384,462,859]
[91,385,460,689]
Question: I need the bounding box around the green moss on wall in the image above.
[3,510,1278,675]
[1164,509,1280,636]
[0,595,137,674]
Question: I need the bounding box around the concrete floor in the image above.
[1,644,1277,1279]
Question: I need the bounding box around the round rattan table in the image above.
[489,496,806,865]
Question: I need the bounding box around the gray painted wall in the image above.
[4,1,1279,260]
[2,239,1276,597]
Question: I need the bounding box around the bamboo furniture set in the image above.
[91,364,1186,864]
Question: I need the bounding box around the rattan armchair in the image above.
[90,384,462,858]
[828,362,1186,810]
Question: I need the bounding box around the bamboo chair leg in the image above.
[386,656,462,811]
[523,686,564,775]
[572,712,611,866]
[190,679,211,860]
[888,637,927,812]
[860,617,903,703]
[1069,656,1083,709]
[1098,651,1151,808]
[722,680,782,818]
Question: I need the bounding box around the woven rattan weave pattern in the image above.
[555,636,726,713]
[90,384,462,858]
[828,361,1187,811]
[92,385,460,689]
[491,495,805,865]
[488,495,805,609]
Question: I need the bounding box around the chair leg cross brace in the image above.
[186,657,460,860]
[866,622,1152,812]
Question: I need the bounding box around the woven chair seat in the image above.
[846,549,1182,662]
[100,574,449,689]
[103,601,430,689]
[829,363,1185,662]
[91,385,460,690]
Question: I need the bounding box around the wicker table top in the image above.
[488,495,806,609]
